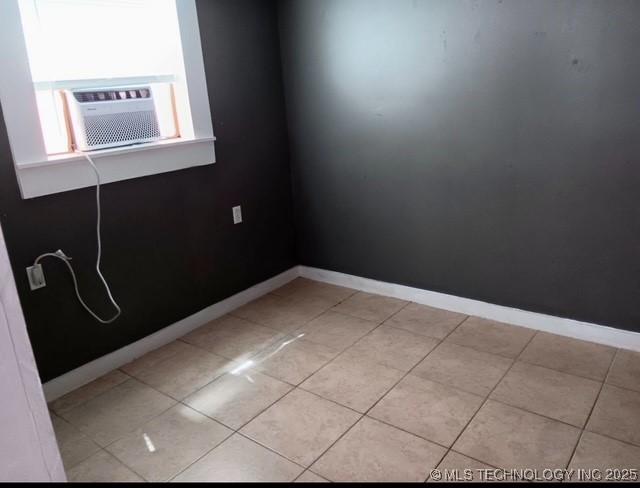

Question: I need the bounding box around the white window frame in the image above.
[0,0,216,199]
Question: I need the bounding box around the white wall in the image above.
[0,224,65,481]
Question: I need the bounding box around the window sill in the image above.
[15,137,216,199]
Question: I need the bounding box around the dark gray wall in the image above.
[0,0,295,381]
[279,0,640,332]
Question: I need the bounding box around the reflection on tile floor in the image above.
[50,278,640,482]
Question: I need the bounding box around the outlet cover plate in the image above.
[27,264,46,290]
[233,206,243,224]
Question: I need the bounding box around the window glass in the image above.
[18,0,183,153]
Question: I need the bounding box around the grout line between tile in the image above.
[50,370,133,418]
[167,292,360,401]
[228,290,349,336]
[564,347,620,470]
[421,329,538,480]
[162,285,363,482]
[360,314,472,415]
[183,297,381,393]
[291,300,427,399]
[329,296,413,327]
[285,306,412,395]
[516,355,614,384]
[163,429,236,482]
[136,289,410,422]
[63,368,225,459]
[175,340,291,396]
[71,290,353,481]
[52,288,466,481]
[301,314,472,481]
[294,469,328,482]
[446,449,501,471]
[383,313,469,342]
[590,376,640,397]
[191,381,294,432]
[233,430,310,472]
[167,388,303,482]
[132,370,295,480]
[505,358,606,386]
[485,398,587,431]
[579,429,640,450]
[71,447,149,482]
[480,360,605,429]
[443,334,530,362]
[166,364,357,482]
[59,283,634,482]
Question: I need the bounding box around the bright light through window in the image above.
[18,0,185,154]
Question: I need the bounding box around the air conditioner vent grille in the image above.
[83,110,160,149]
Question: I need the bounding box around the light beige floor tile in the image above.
[173,434,303,482]
[273,278,355,304]
[413,342,513,397]
[253,338,340,385]
[232,293,334,332]
[66,450,143,482]
[332,292,408,323]
[369,375,483,447]
[569,432,640,473]
[300,352,404,413]
[240,389,360,467]
[453,400,581,470]
[296,471,329,482]
[185,370,292,429]
[298,311,379,351]
[125,343,234,400]
[61,378,176,447]
[386,303,467,340]
[51,414,101,470]
[608,350,640,393]
[106,404,231,481]
[121,341,192,378]
[587,385,640,446]
[491,362,601,427]
[311,417,445,482]
[181,315,285,363]
[445,317,535,358]
[519,332,615,381]
[430,451,494,483]
[348,326,439,371]
[49,369,129,414]
[272,278,318,297]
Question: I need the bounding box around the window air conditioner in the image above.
[65,86,162,151]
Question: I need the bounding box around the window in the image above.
[19,0,185,154]
[0,0,215,198]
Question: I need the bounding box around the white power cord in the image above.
[33,153,121,324]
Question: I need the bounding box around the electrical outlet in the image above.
[27,264,46,291]
[233,206,243,224]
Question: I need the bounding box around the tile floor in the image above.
[49,278,640,482]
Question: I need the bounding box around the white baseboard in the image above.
[300,266,640,353]
[42,267,300,402]
[44,264,640,402]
